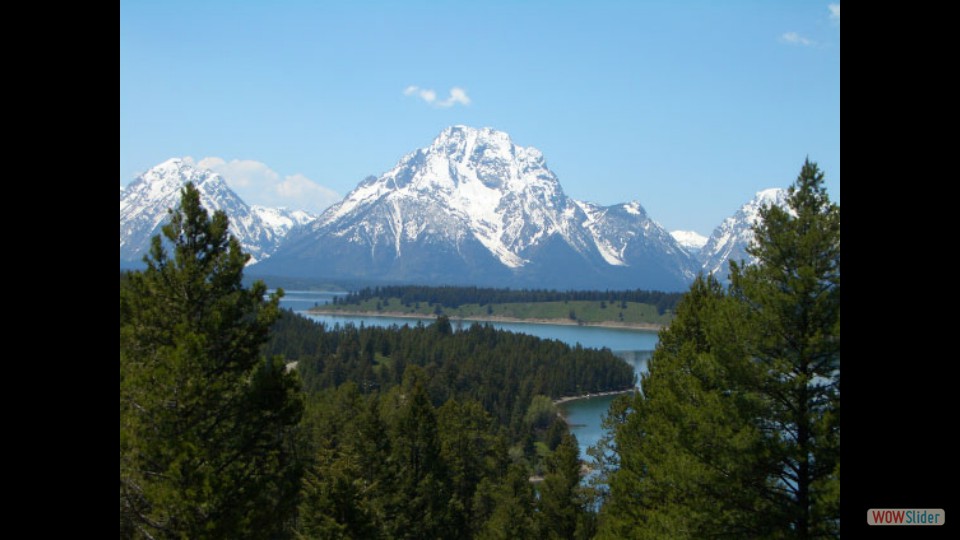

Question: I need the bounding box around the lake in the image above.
[276,290,658,464]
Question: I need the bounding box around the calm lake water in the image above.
[276,290,659,463]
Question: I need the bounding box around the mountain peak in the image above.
[150,157,196,176]
[264,127,696,289]
[754,187,787,204]
[120,157,313,265]
[671,230,708,253]
[436,125,510,142]
[425,125,544,173]
[698,187,790,280]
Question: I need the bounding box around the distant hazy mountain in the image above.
[698,188,789,280]
[255,126,697,290]
[119,158,315,265]
[670,230,708,256]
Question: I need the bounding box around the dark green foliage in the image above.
[597,160,840,539]
[438,399,509,538]
[120,183,304,539]
[731,158,841,537]
[538,432,589,539]
[545,418,566,451]
[297,381,557,539]
[524,395,558,431]
[385,369,450,538]
[478,464,538,540]
[264,307,618,537]
[267,315,635,441]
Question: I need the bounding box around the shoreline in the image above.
[306,308,664,332]
[553,388,637,407]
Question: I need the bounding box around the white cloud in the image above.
[780,31,816,46]
[404,85,471,108]
[420,88,437,103]
[437,87,471,108]
[193,157,339,214]
[277,173,340,207]
[828,4,840,22]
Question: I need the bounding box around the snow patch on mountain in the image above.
[699,188,790,279]
[120,158,315,265]
[670,230,708,254]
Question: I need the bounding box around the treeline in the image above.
[266,312,636,440]
[334,285,683,314]
[298,374,592,539]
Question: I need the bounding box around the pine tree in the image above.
[596,276,771,538]
[478,464,537,540]
[730,158,841,537]
[383,367,450,539]
[120,183,304,539]
[537,432,587,539]
[597,159,840,539]
[437,399,505,538]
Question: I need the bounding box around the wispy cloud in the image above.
[780,31,816,47]
[404,85,471,108]
[438,87,471,108]
[184,156,339,214]
[828,3,840,22]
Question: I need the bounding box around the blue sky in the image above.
[120,0,839,234]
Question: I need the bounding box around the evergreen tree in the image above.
[731,158,841,537]
[597,160,840,539]
[437,399,505,538]
[478,464,537,540]
[120,183,304,539]
[383,368,450,539]
[597,276,771,538]
[537,432,587,539]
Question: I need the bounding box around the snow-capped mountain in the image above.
[670,230,708,255]
[698,188,789,280]
[251,206,316,237]
[256,126,696,290]
[120,158,315,265]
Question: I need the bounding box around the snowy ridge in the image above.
[670,230,708,254]
[252,206,315,234]
[698,188,789,279]
[119,158,315,264]
[262,126,697,290]
[314,126,578,268]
